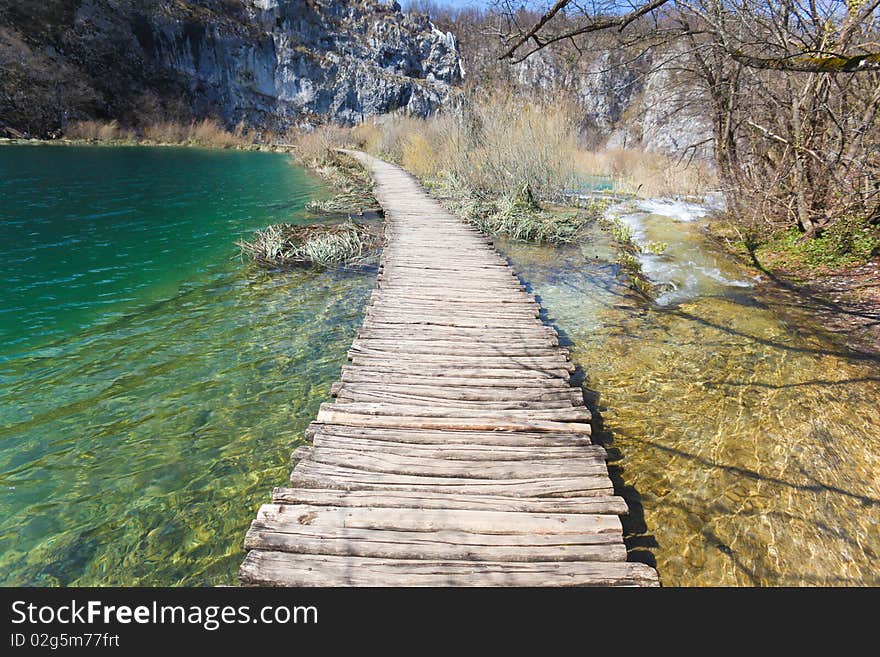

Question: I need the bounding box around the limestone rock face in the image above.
[0,0,463,135]
[512,45,713,159]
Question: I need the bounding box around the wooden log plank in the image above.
[355,328,559,343]
[349,342,567,358]
[334,389,578,410]
[290,461,612,497]
[319,402,591,422]
[370,292,538,304]
[364,309,543,323]
[331,381,582,403]
[305,424,593,446]
[348,354,574,371]
[360,318,544,329]
[340,365,573,381]
[254,504,622,535]
[309,434,603,460]
[312,410,591,434]
[348,355,576,374]
[300,446,608,479]
[366,305,540,319]
[245,527,627,562]
[270,488,629,515]
[339,371,572,389]
[240,552,660,587]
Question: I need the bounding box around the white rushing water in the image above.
[607,197,754,306]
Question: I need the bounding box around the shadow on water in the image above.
[537,297,660,572]
[571,363,659,570]
[659,305,880,364]
[510,252,660,571]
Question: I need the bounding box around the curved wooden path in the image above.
[239,151,659,586]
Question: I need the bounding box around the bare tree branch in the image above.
[730,52,880,73]
[498,0,673,63]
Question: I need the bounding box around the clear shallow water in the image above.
[610,200,754,306]
[0,146,375,585]
[499,217,880,586]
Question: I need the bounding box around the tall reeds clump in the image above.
[237,222,380,269]
[288,124,351,167]
[142,119,245,148]
[354,91,582,201]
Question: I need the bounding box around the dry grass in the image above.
[288,124,351,167]
[354,92,582,202]
[347,92,595,242]
[65,118,249,148]
[573,149,716,198]
[65,119,135,142]
[141,119,246,147]
[237,221,380,269]
[349,90,716,202]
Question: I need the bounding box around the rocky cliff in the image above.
[514,46,713,160]
[0,0,462,136]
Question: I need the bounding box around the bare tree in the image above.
[494,0,880,236]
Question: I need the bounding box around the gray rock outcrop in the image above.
[0,0,463,135]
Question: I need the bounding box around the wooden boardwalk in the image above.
[238,151,659,586]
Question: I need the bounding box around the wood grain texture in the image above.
[239,151,659,587]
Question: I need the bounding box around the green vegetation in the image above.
[755,219,880,270]
[643,241,669,255]
[237,221,380,269]
[434,177,591,243]
[598,214,659,296]
[602,215,634,246]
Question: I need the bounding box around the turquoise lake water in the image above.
[0,146,375,584]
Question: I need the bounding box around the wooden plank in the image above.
[305,424,593,446]
[349,342,568,358]
[240,552,660,587]
[300,446,608,479]
[254,504,622,535]
[319,402,591,422]
[331,381,583,403]
[338,371,573,389]
[290,461,613,497]
[340,364,573,381]
[314,409,591,434]
[245,527,627,562]
[271,488,629,514]
[334,389,578,410]
[355,330,559,345]
[347,353,573,367]
[309,434,602,460]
